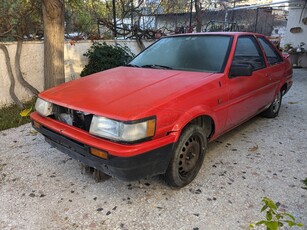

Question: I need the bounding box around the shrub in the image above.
[249,197,303,230]
[80,42,135,77]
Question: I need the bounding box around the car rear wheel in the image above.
[164,125,207,188]
[261,90,282,118]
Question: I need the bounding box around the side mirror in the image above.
[230,64,253,77]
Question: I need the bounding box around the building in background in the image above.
[281,0,307,67]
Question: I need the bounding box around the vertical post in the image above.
[231,1,236,31]
[131,0,134,30]
[112,0,117,38]
[224,10,228,31]
[254,8,259,33]
[189,0,193,28]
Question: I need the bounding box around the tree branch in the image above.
[15,40,39,96]
[0,26,14,37]
[0,44,24,109]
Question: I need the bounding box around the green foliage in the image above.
[80,42,135,77]
[0,0,42,41]
[0,0,108,41]
[160,0,195,14]
[249,197,303,230]
[65,0,107,37]
[0,98,36,131]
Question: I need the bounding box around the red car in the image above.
[31,32,292,187]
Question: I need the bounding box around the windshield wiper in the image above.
[125,64,141,68]
[141,64,173,70]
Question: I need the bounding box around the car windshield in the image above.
[129,35,232,73]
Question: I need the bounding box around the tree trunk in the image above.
[195,0,202,32]
[0,44,24,109]
[42,0,65,89]
[15,40,39,96]
[136,37,145,51]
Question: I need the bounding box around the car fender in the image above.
[276,62,293,96]
[170,105,217,142]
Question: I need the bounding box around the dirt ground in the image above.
[0,69,306,230]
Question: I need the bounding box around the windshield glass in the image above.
[130,35,232,72]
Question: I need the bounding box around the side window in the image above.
[258,37,283,65]
[233,36,266,71]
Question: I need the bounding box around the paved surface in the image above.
[0,69,306,230]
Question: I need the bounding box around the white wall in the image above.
[281,5,307,67]
[0,40,153,107]
[0,41,44,107]
[63,40,153,81]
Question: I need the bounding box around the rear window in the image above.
[258,37,283,65]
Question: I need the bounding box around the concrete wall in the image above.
[0,41,44,107]
[63,40,152,81]
[0,40,153,107]
[281,5,307,67]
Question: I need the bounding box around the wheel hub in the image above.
[272,92,281,113]
[178,136,201,177]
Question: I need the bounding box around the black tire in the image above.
[261,90,282,118]
[164,125,207,188]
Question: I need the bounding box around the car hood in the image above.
[40,67,214,120]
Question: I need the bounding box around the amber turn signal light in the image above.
[146,119,156,137]
[90,147,108,160]
[33,121,41,129]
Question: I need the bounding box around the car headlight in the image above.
[35,98,53,116]
[89,116,156,142]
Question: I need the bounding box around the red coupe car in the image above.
[31,32,292,187]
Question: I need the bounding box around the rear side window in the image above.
[233,36,266,71]
[258,37,283,65]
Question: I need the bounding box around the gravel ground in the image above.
[0,69,306,230]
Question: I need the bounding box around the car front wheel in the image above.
[261,90,282,118]
[164,125,207,188]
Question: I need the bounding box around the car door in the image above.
[225,35,271,129]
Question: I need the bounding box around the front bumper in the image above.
[31,113,176,181]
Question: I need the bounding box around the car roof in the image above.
[166,32,265,38]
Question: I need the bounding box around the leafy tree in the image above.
[0,0,42,41]
[161,0,190,13]
[65,0,108,38]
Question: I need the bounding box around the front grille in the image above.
[51,104,93,132]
